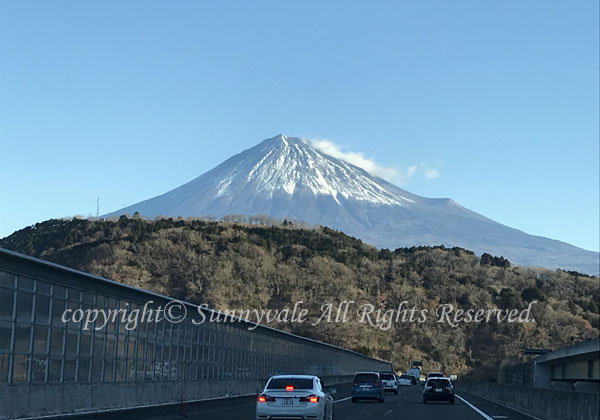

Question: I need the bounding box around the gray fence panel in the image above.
[458,382,600,420]
[0,249,391,419]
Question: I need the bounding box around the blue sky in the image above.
[0,0,598,252]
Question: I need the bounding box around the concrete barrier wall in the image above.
[0,376,354,419]
[458,382,600,420]
[0,249,392,419]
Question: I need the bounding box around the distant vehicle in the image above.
[423,377,455,404]
[449,374,458,381]
[379,372,399,394]
[406,367,421,384]
[426,372,444,381]
[256,375,336,420]
[351,372,385,403]
[397,374,413,386]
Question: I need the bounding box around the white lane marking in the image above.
[384,409,393,416]
[456,394,494,420]
[333,396,351,404]
[459,392,543,420]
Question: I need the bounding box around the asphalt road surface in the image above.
[63,383,537,420]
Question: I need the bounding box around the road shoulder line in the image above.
[457,391,543,420]
[455,394,495,420]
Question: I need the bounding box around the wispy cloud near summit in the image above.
[424,168,440,179]
[306,138,415,184]
[306,138,438,185]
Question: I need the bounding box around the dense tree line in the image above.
[1,217,598,381]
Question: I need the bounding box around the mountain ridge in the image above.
[1,217,598,378]
[105,134,599,274]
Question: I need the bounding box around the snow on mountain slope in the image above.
[187,135,414,206]
[106,134,600,274]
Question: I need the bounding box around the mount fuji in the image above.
[106,134,599,274]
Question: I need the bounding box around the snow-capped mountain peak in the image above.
[211,134,414,206]
[106,134,599,274]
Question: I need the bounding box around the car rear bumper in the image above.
[256,407,321,420]
[352,387,383,399]
[423,392,454,401]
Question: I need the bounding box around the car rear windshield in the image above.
[266,378,313,390]
[380,373,395,380]
[427,379,450,387]
[400,375,411,379]
[353,373,379,384]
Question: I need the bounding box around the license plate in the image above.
[282,399,294,406]
[435,388,442,392]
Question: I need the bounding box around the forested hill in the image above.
[1,217,598,379]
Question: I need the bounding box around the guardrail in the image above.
[457,382,600,420]
[0,248,392,419]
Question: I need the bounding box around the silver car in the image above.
[397,374,413,386]
[256,375,336,420]
[380,372,399,394]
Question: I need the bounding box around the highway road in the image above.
[67,383,537,420]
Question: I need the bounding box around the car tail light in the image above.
[299,395,319,403]
[375,380,382,386]
[257,395,275,403]
[285,385,294,391]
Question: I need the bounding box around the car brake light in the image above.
[285,385,294,391]
[299,395,319,403]
[257,395,275,403]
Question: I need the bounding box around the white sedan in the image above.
[256,375,336,420]
[397,374,413,386]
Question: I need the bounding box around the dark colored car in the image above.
[423,377,455,404]
[351,372,385,403]
[426,372,444,380]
